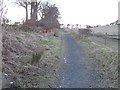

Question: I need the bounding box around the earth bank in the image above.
[2,26,63,88]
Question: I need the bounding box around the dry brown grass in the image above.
[2,26,62,88]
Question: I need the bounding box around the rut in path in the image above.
[57,33,108,88]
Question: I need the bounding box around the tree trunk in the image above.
[31,2,37,21]
[25,3,28,21]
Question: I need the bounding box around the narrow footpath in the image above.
[57,32,107,88]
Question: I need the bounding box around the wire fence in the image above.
[88,34,118,52]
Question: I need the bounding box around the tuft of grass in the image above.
[31,52,44,65]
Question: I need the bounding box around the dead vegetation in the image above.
[2,25,62,88]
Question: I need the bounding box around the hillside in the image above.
[2,26,63,88]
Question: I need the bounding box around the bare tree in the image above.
[0,0,8,24]
[31,1,38,21]
[38,3,60,31]
[37,1,50,19]
[0,0,8,31]
[15,0,30,21]
[0,0,3,24]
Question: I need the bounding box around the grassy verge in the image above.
[71,31,118,87]
[24,31,63,88]
[2,28,63,88]
[37,34,62,87]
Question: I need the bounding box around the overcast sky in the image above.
[6,0,119,26]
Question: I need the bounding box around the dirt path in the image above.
[56,32,107,88]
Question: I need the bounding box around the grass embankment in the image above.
[71,31,118,87]
[35,33,63,87]
[2,26,63,88]
[30,35,62,88]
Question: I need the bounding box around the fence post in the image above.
[78,29,80,39]
[105,32,107,46]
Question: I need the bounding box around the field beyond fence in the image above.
[89,25,119,52]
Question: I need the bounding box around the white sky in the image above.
[6,0,120,26]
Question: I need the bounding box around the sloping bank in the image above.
[71,31,118,88]
[2,26,63,88]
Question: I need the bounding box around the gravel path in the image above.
[57,32,107,88]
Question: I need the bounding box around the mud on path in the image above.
[56,32,110,88]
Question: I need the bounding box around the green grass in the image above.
[30,31,62,87]
[71,31,118,87]
[38,36,58,48]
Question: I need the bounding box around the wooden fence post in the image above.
[105,32,107,46]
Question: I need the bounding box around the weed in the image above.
[31,52,44,65]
